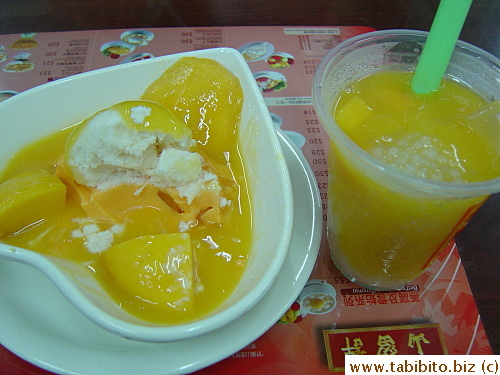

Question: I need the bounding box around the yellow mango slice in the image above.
[116,100,192,139]
[66,100,191,151]
[0,169,66,235]
[377,87,420,111]
[100,233,193,313]
[64,100,192,187]
[335,96,373,132]
[141,57,244,163]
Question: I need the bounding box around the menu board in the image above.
[0,26,492,375]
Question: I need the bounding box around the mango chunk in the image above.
[141,57,244,163]
[377,87,420,111]
[100,233,193,312]
[335,96,373,132]
[63,100,193,188]
[114,100,192,140]
[66,101,191,153]
[0,169,66,235]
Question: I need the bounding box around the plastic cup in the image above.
[312,29,500,291]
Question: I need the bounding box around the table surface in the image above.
[1,0,499,356]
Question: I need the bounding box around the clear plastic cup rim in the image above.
[312,29,500,198]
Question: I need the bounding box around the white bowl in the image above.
[0,48,294,342]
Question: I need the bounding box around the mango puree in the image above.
[329,70,499,290]
[0,57,252,324]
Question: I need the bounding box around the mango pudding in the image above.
[0,57,253,325]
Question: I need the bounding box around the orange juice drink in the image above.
[313,30,500,290]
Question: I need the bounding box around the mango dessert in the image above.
[0,57,252,324]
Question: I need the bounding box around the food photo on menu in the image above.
[98,30,156,62]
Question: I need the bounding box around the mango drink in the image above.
[313,30,500,290]
[329,70,498,289]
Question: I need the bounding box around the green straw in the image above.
[411,0,473,94]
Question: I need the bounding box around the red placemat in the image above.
[0,26,491,375]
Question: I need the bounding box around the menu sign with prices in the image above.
[0,26,493,375]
